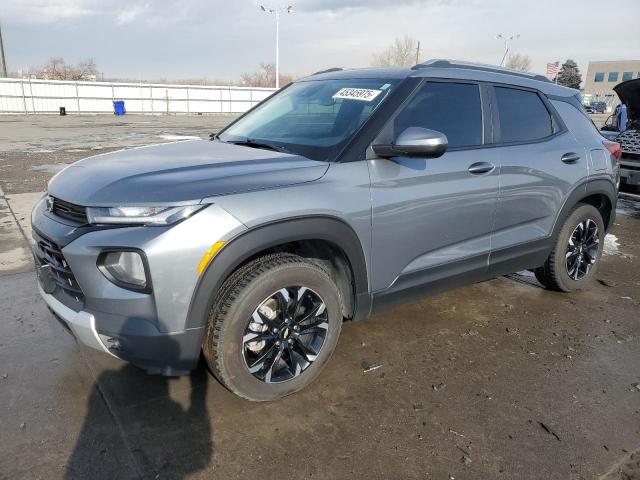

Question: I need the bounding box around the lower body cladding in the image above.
[32,199,246,375]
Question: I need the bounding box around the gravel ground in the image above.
[0,114,638,480]
[0,114,237,194]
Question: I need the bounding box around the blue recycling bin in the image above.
[113,100,126,116]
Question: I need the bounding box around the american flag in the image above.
[546,61,559,79]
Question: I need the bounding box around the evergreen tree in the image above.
[555,59,582,89]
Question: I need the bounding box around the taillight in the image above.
[602,139,621,161]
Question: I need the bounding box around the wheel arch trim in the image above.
[185,215,371,330]
[552,178,617,240]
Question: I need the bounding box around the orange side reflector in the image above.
[197,241,226,275]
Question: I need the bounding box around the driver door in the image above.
[368,80,500,296]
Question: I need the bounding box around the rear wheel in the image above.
[202,253,343,401]
[534,203,605,292]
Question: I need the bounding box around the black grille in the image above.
[617,130,640,155]
[50,197,88,224]
[33,231,84,303]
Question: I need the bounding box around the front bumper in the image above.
[620,163,640,186]
[40,279,207,374]
[39,283,117,356]
[32,197,246,374]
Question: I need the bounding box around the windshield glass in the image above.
[218,78,400,161]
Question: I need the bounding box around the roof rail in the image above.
[412,59,551,83]
[311,67,344,76]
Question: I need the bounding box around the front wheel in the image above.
[535,203,605,292]
[202,253,343,401]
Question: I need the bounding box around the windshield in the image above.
[218,78,400,161]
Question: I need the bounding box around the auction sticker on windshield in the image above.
[333,88,382,102]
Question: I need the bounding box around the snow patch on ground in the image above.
[31,164,68,173]
[157,134,201,141]
[603,234,620,256]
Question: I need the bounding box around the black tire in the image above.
[202,253,343,401]
[534,203,605,292]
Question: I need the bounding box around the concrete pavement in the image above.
[0,195,32,274]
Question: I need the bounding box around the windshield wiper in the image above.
[227,138,284,153]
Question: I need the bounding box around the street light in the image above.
[259,4,294,89]
[0,24,7,78]
[496,33,520,67]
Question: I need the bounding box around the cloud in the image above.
[3,0,211,25]
[116,3,150,25]
[298,0,452,12]
[3,0,449,25]
[3,0,103,24]
[3,0,640,82]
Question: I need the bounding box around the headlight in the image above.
[98,250,148,290]
[86,205,205,225]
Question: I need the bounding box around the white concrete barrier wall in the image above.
[0,77,276,114]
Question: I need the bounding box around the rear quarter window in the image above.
[494,86,554,143]
[549,99,602,145]
[548,94,602,137]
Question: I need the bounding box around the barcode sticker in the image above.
[333,88,382,102]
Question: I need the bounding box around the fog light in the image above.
[99,250,148,290]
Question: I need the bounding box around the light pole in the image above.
[496,33,519,67]
[259,4,293,89]
[0,24,7,78]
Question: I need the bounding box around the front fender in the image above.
[185,215,371,330]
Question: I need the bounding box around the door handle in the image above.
[468,162,495,175]
[561,152,580,164]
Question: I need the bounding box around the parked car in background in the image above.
[591,101,607,113]
[584,105,595,114]
[601,78,640,188]
[32,60,620,401]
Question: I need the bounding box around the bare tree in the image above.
[32,58,98,81]
[71,59,98,80]
[505,53,532,72]
[240,62,293,88]
[371,36,421,68]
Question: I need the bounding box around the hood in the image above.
[614,78,640,119]
[48,140,329,206]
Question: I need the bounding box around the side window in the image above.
[494,87,553,143]
[391,82,483,148]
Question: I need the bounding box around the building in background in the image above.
[583,60,640,112]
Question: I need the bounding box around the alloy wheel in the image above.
[565,218,599,281]
[242,286,329,383]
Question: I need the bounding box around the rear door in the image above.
[368,80,499,294]
[488,85,588,274]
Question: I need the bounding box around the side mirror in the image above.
[372,127,448,159]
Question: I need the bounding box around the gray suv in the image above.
[32,60,620,401]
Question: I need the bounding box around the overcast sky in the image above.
[3,0,640,82]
